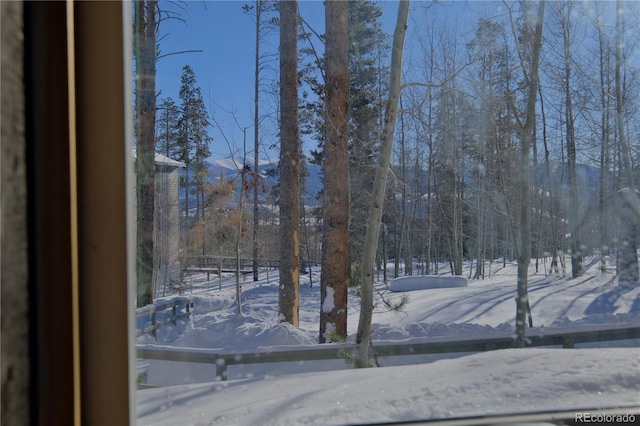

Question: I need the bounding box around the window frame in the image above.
[22,1,135,424]
[73,2,136,425]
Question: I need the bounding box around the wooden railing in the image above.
[137,323,640,381]
[135,296,194,338]
[182,255,280,279]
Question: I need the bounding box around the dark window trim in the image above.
[24,1,134,424]
[25,2,75,424]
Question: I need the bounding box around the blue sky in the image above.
[151,1,493,160]
[150,1,640,169]
[154,1,401,160]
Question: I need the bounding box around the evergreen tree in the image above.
[156,97,181,159]
[320,0,350,343]
[299,0,390,264]
[348,0,390,262]
[278,0,301,326]
[177,65,212,238]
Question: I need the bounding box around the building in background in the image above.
[134,150,185,297]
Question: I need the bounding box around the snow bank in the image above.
[389,275,469,292]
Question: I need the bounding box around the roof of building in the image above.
[132,149,186,168]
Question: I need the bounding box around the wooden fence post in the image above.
[562,336,575,349]
[216,357,227,381]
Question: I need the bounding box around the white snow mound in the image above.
[389,275,469,292]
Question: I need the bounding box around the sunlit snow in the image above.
[136,258,640,425]
[322,286,336,313]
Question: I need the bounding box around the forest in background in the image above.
[134,1,640,346]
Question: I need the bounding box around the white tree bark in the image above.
[354,0,410,368]
[515,0,545,348]
[615,0,640,288]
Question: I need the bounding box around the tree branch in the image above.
[157,49,203,60]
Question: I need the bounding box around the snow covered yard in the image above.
[137,347,639,425]
[136,259,640,424]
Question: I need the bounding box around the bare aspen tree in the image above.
[557,2,584,278]
[615,0,640,288]
[410,10,442,276]
[250,1,264,282]
[243,0,277,281]
[467,18,510,280]
[320,0,350,343]
[615,0,636,193]
[515,0,545,349]
[278,0,300,325]
[592,2,613,273]
[235,136,247,315]
[397,97,411,276]
[355,0,410,367]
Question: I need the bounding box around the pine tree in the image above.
[348,0,390,263]
[320,0,350,343]
[278,0,301,326]
[177,65,212,244]
[156,97,181,159]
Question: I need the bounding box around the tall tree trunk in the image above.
[235,166,245,315]
[539,82,562,276]
[474,172,485,280]
[236,131,249,315]
[515,0,544,348]
[425,88,435,276]
[252,1,263,282]
[561,3,583,278]
[354,0,410,367]
[184,158,190,248]
[615,0,640,288]
[615,1,636,193]
[320,0,350,343]
[597,19,611,273]
[278,0,300,325]
[399,98,409,275]
[617,188,639,288]
[135,0,158,307]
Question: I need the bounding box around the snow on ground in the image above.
[137,347,639,426]
[136,258,640,425]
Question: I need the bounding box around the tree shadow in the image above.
[629,294,640,314]
[585,285,636,315]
